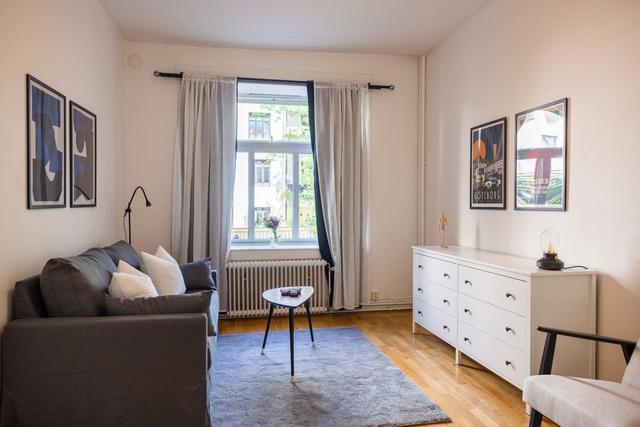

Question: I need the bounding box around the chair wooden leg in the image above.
[529,409,543,427]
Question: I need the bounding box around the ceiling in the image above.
[99,0,488,55]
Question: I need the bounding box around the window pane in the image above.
[299,153,317,239]
[254,153,293,240]
[235,81,317,244]
[232,152,249,241]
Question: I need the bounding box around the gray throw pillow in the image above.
[103,240,143,270]
[105,291,215,336]
[40,248,116,316]
[180,257,216,291]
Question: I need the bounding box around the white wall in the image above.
[122,42,419,307]
[425,0,640,380]
[0,0,124,324]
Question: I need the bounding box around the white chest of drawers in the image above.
[412,246,597,389]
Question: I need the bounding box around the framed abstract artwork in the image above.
[515,98,568,211]
[27,75,66,209]
[470,117,507,209]
[69,101,97,207]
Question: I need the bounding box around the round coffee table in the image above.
[261,286,315,383]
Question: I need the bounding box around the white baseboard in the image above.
[360,297,412,311]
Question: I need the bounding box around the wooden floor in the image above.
[220,309,554,427]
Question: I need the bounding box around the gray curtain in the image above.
[172,72,237,311]
[314,82,369,310]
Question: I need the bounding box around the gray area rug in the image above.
[211,326,450,426]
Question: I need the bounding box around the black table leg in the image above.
[261,304,274,354]
[305,301,315,345]
[289,307,295,383]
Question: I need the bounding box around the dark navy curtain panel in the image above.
[306,81,335,306]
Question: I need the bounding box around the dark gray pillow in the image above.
[14,275,47,319]
[103,240,142,270]
[180,258,216,291]
[105,291,215,336]
[40,248,116,317]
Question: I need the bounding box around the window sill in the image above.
[229,243,320,261]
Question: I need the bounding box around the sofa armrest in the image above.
[1,314,209,427]
[536,326,637,375]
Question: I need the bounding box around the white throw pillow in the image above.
[155,246,178,264]
[109,261,159,299]
[140,248,186,296]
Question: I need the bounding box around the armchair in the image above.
[524,326,640,427]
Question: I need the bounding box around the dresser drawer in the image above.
[458,265,528,316]
[414,300,457,347]
[458,321,528,388]
[423,256,457,290]
[413,252,429,279]
[414,278,457,318]
[458,293,527,352]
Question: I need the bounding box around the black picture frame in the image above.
[470,117,507,210]
[69,101,97,207]
[26,74,66,209]
[514,98,568,211]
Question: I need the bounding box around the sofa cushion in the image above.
[180,257,216,291]
[523,375,640,427]
[103,240,143,270]
[105,291,215,336]
[141,248,186,296]
[108,261,159,299]
[14,275,47,319]
[40,248,116,316]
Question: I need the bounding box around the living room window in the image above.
[232,80,317,245]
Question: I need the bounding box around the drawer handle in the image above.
[417,310,423,316]
[505,292,514,299]
[443,325,449,331]
[442,299,449,305]
[463,337,470,342]
[443,273,450,279]
[463,308,471,314]
[417,287,423,293]
[505,326,514,334]
[505,360,513,367]
[464,280,472,286]
[418,265,424,270]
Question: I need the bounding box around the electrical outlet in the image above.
[371,290,378,301]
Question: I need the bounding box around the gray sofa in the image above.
[0,243,219,427]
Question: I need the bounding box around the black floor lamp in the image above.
[124,186,152,245]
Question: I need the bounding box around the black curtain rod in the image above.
[153,71,394,90]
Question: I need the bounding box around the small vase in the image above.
[270,232,279,248]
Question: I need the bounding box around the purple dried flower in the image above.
[263,216,280,230]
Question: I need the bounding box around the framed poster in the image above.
[69,101,97,207]
[470,117,506,209]
[515,98,567,211]
[27,74,66,209]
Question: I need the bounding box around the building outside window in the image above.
[255,160,270,185]
[248,112,270,140]
[254,207,271,224]
[232,80,317,244]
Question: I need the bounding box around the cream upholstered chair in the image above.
[524,326,640,427]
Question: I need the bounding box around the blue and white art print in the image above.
[27,75,66,209]
[69,102,96,207]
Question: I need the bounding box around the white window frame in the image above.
[235,139,316,245]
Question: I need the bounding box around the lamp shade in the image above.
[540,228,560,255]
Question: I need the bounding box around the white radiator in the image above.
[226,259,330,318]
